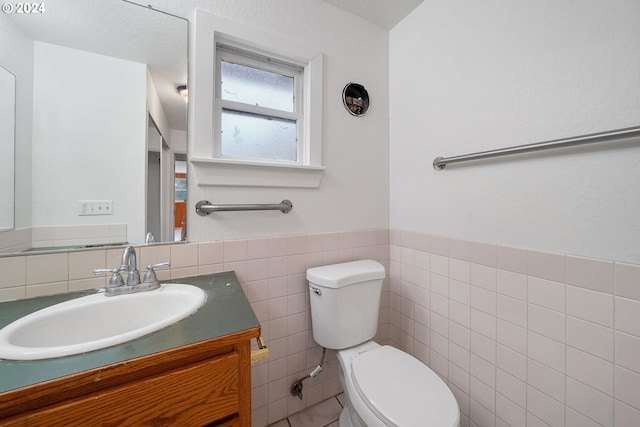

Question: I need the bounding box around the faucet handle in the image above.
[142,262,170,286]
[94,267,125,288]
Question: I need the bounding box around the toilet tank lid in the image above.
[307,260,385,288]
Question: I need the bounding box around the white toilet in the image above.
[307,260,460,427]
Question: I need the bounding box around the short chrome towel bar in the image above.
[195,200,293,216]
[433,125,640,170]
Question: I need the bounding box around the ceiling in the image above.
[322,0,424,29]
[6,0,188,131]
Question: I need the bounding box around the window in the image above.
[215,47,304,164]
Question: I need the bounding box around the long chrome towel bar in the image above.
[195,200,293,216]
[433,125,640,170]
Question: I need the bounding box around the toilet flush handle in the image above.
[309,286,322,296]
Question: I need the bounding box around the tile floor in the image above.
[268,394,344,427]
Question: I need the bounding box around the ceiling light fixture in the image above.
[177,85,188,103]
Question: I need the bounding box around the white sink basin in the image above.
[0,284,207,361]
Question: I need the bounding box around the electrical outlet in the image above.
[79,200,113,216]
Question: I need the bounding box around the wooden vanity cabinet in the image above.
[0,326,260,427]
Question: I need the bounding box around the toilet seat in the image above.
[350,345,459,427]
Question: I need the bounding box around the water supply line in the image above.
[291,347,326,399]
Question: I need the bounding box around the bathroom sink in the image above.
[0,284,207,361]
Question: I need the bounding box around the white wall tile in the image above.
[496,369,527,409]
[528,358,565,402]
[430,236,449,256]
[0,286,26,302]
[566,377,614,427]
[25,281,68,298]
[450,383,470,418]
[527,385,565,427]
[415,250,430,271]
[431,253,449,276]
[471,331,496,364]
[528,331,566,373]
[449,321,471,349]
[497,294,527,328]
[450,258,470,283]
[470,264,497,291]
[470,354,495,388]
[527,412,552,427]
[566,316,614,361]
[449,361,471,394]
[497,344,527,381]
[470,241,497,268]
[223,239,247,262]
[566,255,614,294]
[470,375,496,413]
[470,397,496,427]
[615,297,640,338]
[615,332,640,374]
[170,243,199,268]
[527,250,565,283]
[68,250,106,280]
[198,241,224,265]
[566,407,602,427]
[450,341,471,370]
[615,366,640,411]
[496,392,526,427]
[471,286,496,316]
[449,238,470,261]
[566,347,613,396]
[431,330,449,358]
[431,292,449,317]
[528,304,565,343]
[615,262,640,301]
[497,319,527,354]
[528,276,565,312]
[615,400,640,427]
[431,312,449,337]
[450,279,471,305]
[0,256,26,288]
[566,285,614,328]
[470,308,496,340]
[450,299,471,328]
[431,272,448,296]
[496,269,527,300]
[496,245,528,275]
[26,253,68,285]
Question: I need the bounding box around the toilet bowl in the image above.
[336,341,459,427]
[307,260,460,427]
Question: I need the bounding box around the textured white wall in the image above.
[148,0,390,242]
[390,0,640,263]
[31,42,147,242]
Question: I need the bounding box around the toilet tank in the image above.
[307,260,385,350]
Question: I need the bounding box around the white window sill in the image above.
[190,157,325,188]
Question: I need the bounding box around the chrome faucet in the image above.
[93,246,169,296]
[119,245,141,286]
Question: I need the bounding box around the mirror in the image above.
[0,0,188,255]
[342,82,370,116]
[0,66,15,233]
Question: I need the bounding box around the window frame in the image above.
[191,10,325,188]
[214,46,305,165]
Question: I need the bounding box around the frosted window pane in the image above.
[221,110,297,161]
[221,60,294,112]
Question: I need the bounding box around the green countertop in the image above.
[0,271,260,394]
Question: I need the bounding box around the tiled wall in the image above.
[388,229,640,427]
[0,224,127,254]
[3,228,639,427]
[0,229,390,427]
